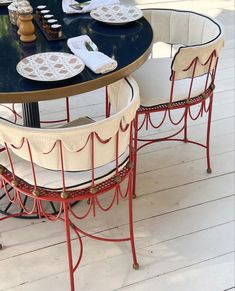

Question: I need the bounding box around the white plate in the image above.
[90,4,143,25]
[0,0,13,7]
[16,52,85,82]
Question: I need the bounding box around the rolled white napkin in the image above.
[62,0,120,14]
[67,35,118,74]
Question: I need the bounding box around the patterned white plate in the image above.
[90,4,143,25]
[0,0,13,7]
[16,52,85,82]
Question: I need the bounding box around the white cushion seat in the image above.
[132,58,210,107]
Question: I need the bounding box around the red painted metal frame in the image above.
[130,51,219,195]
[0,104,21,124]
[0,118,139,291]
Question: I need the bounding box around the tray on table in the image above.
[33,14,67,41]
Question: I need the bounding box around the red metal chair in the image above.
[0,76,140,291]
[130,9,224,194]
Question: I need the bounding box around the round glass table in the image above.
[0,0,153,217]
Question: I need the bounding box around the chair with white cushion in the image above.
[131,9,224,194]
[0,76,140,291]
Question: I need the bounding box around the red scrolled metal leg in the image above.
[206,95,214,174]
[128,170,139,270]
[132,115,138,199]
[63,202,75,291]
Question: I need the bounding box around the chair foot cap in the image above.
[133,263,139,270]
[132,193,137,199]
[0,243,3,250]
[207,168,212,174]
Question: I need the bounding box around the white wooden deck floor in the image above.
[0,1,234,290]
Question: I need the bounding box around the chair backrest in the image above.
[143,9,224,80]
[0,77,140,173]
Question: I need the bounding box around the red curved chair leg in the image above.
[132,114,139,199]
[206,95,214,174]
[64,202,75,291]
[128,171,139,270]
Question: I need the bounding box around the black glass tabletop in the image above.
[0,0,153,103]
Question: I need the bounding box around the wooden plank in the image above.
[223,39,235,49]
[0,2,234,291]
[115,253,235,291]
[137,101,234,139]
[1,170,234,238]
[218,57,235,70]
[1,118,233,232]
[1,222,233,291]
[137,132,234,174]
[0,185,233,261]
[136,151,234,196]
[139,116,234,154]
[220,48,235,60]
[215,78,235,93]
[216,67,234,81]
[1,174,234,254]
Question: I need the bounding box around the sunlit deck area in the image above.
[0,1,234,291]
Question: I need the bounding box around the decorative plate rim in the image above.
[90,4,143,25]
[16,52,85,82]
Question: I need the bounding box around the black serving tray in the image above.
[33,14,67,42]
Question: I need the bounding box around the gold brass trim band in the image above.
[0,43,153,104]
